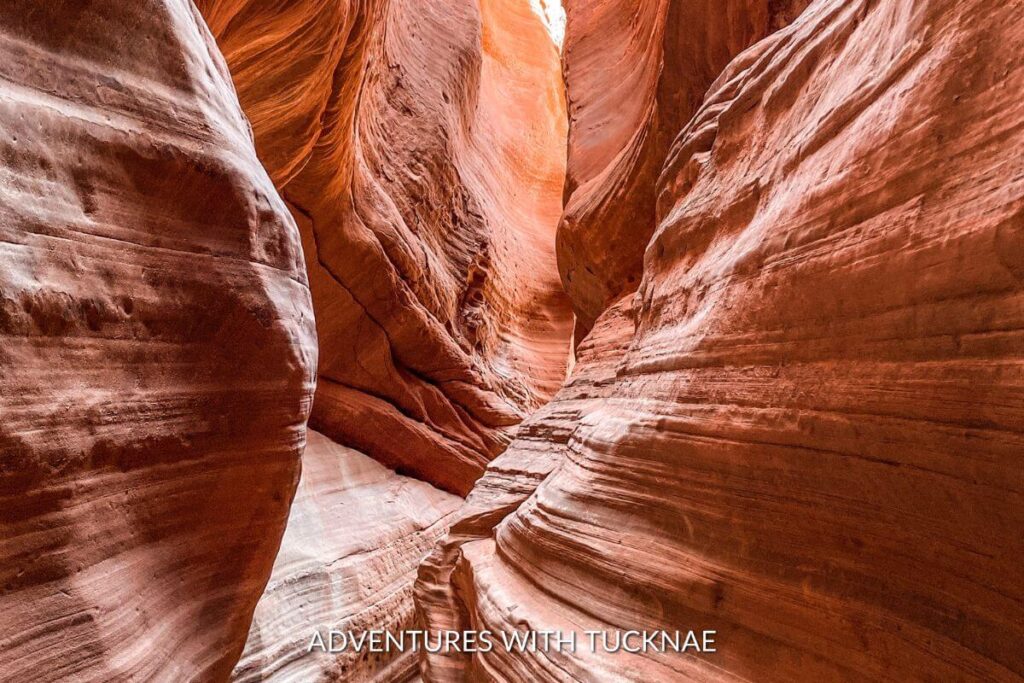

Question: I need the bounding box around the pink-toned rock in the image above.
[198,0,573,496]
[232,431,460,682]
[0,1,316,681]
[428,0,1024,680]
[5,0,1022,680]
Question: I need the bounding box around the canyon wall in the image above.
[3,0,1022,681]
[424,0,1024,680]
[198,0,573,497]
[557,0,810,337]
[416,296,637,681]
[418,0,813,678]
[0,1,316,681]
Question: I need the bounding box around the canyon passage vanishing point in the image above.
[1,0,1022,681]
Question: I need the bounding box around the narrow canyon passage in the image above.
[195,0,578,679]
[199,0,575,497]
[196,0,577,679]
[1,0,1022,682]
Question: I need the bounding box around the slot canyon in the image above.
[0,0,1021,681]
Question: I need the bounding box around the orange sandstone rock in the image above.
[416,297,636,682]
[5,0,1022,680]
[0,1,316,680]
[194,1,573,679]
[558,0,810,336]
[199,0,573,496]
[435,0,1024,679]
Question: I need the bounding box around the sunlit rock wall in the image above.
[233,431,460,682]
[194,1,573,680]
[198,0,573,496]
[558,0,810,336]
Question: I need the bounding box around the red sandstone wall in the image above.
[2,1,1021,680]
[194,1,573,679]
[557,0,811,337]
[0,2,316,680]
[426,0,1024,679]
[198,0,573,496]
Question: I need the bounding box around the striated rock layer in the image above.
[416,297,636,682]
[0,1,316,681]
[233,431,460,683]
[198,0,573,496]
[558,0,811,336]
[425,0,1024,680]
[193,2,572,680]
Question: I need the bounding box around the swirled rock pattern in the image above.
[193,1,571,680]
[5,0,1023,681]
[233,430,460,683]
[557,0,810,336]
[198,0,573,496]
[0,1,316,681]
[427,0,1024,680]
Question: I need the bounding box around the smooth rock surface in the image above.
[233,430,460,683]
[5,0,1022,681]
[429,0,1024,680]
[0,1,316,681]
[557,0,811,336]
[199,0,573,496]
